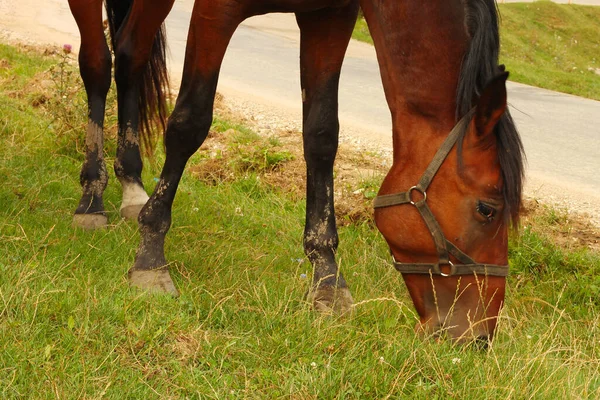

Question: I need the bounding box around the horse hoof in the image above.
[72,214,108,230]
[120,204,145,220]
[309,286,354,315]
[128,268,179,297]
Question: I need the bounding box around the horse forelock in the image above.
[456,0,525,226]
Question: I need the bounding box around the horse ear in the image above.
[474,72,509,137]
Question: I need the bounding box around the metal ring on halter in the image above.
[439,261,456,277]
[408,186,427,205]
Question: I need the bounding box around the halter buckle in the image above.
[408,186,427,205]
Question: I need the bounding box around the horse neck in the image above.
[360,0,470,159]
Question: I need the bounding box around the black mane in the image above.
[457,0,525,225]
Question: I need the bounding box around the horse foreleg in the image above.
[69,0,111,229]
[296,2,359,314]
[112,0,174,220]
[129,4,244,295]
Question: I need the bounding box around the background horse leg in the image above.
[129,3,245,294]
[296,2,359,314]
[69,0,111,229]
[112,0,173,220]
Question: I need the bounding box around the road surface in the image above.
[1,0,599,224]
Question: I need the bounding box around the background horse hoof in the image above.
[120,204,146,220]
[72,214,108,230]
[309,286,354,315]
[128,268,179,297]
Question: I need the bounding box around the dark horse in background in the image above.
[68,0,170,229]
[68,0,524,343]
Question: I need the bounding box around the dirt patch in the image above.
[521,199,600,252]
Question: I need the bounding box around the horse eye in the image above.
[476,201,496,222]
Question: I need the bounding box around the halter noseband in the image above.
[373,109,509,278]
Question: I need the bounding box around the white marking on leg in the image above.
[120,179,149,211]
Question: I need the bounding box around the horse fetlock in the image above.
[80,171,108,196]
[135,226,167,262]
[119,179,149,220]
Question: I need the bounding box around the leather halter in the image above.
[373,109,509,277]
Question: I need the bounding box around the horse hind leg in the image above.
[129,5,245,295]
[111,0,174,220]
[296,2,359,315]
[69,0,111,229]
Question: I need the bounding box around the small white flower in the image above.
[310,362,317,369]
[452,357,461,365]
[527,335,532,339]
[379,356,385,364]
[192,207,199,212]
[300,273,307,279]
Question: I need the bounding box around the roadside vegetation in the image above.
[1,43,600,398]
[353,1,600,100]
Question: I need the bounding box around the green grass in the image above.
[352,16,372,46]
[1,43,600,398]
[353,2,600,100]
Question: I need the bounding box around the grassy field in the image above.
[353,1,600,100]
[1,44,600,398]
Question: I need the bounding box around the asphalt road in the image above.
[1,0,599,222]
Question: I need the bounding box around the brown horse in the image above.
[68,0,171,229]
[71,0,524,343]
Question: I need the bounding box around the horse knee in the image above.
[113,40,147,88]
[303,116,339,165]
[164,106,212,159]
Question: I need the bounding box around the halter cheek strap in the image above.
[374,109,509,278]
